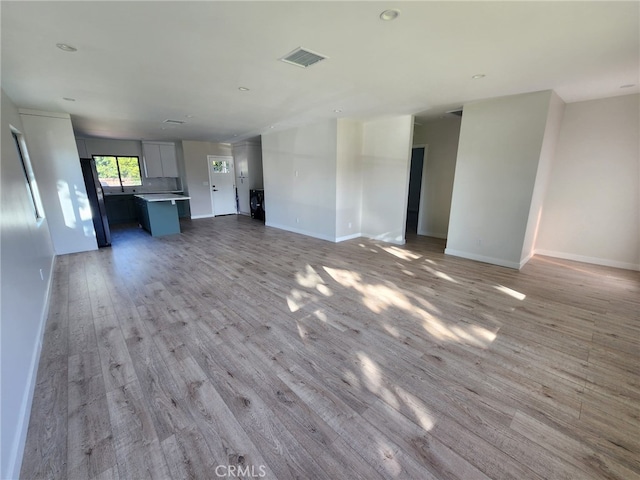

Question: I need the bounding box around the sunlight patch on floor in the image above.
[295,264,334,297]
[312,309,328,323]
[296,264,324,288]
[470,324,498,343]
[296,321,306,340]
[423,265,459,283]
[449,324,497,348]
[356,352,398,408]
[323,265,498,347]
[382,323,401,338]
[393,385,435,431]
[316,284,332,296]
[494,284,526,301]
[357,352,381,391]
[286,288,318,313]
[381,245,422,261]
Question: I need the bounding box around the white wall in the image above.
[232,140,263,216]
[262,120,338,241]
[536,94,640,270]
[360,115,414,245]
[1,90,56,479]
[521,92,565,263]
[413,116,461,238]
[19,110,98,255]
[76,137,180,193]
[182,141,232,218]
[336,119,363,240]
[232,140,263,189]
[446,91,554,268]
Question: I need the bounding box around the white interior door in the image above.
[208,155,237,216]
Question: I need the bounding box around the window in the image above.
[12,130,44,220]
[210,159,230,173]
[93,156,142,188]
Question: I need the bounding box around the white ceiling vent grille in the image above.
[280,47,327,68]
[163,119,185,125]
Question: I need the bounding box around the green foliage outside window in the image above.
[94,156,142,188]
[210,160,229,173]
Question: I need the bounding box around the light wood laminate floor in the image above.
[21,215,639,479]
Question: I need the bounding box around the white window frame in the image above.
[11,127,45,223]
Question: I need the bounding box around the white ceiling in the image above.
[2,1,638,143]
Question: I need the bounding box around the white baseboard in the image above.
[189,214,215,220]
[519,250,535,269]
[534,249,640,271]
[361,232,406,245]
[444,248,521,269]
[6,255,56,479]
[265,222,336,243]
[417,229,447,239]
[335,233,362,243]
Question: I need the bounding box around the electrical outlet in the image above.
[296,218,300,224]
[348,222,352,229]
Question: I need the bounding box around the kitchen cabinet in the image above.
[232,141,263,215]
[135,194,191,236]
[75,138,88,158]
[104,194,137,224]
[142,141,179,178]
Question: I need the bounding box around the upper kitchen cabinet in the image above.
[142,141,179,177]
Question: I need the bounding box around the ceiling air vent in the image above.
[280,47,327,68]
[163,119,185,125]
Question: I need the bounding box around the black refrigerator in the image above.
[80,158,111,247]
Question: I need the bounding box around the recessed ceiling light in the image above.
[380,9,400,21]
[334,109,342,113]
[56,43,77,52]
[63,97,76,102]
[185,114,194,118]
[620,84,635,88]
[238,87,250,91]
[472,74,486,79]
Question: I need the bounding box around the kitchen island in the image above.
[134,194,191,237]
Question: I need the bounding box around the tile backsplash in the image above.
[104,177,181,194]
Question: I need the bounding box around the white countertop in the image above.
[134,193,191,202]
[105,190,184,197]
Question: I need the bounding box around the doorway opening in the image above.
[208,155,237,216]
[406,146,425,233]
